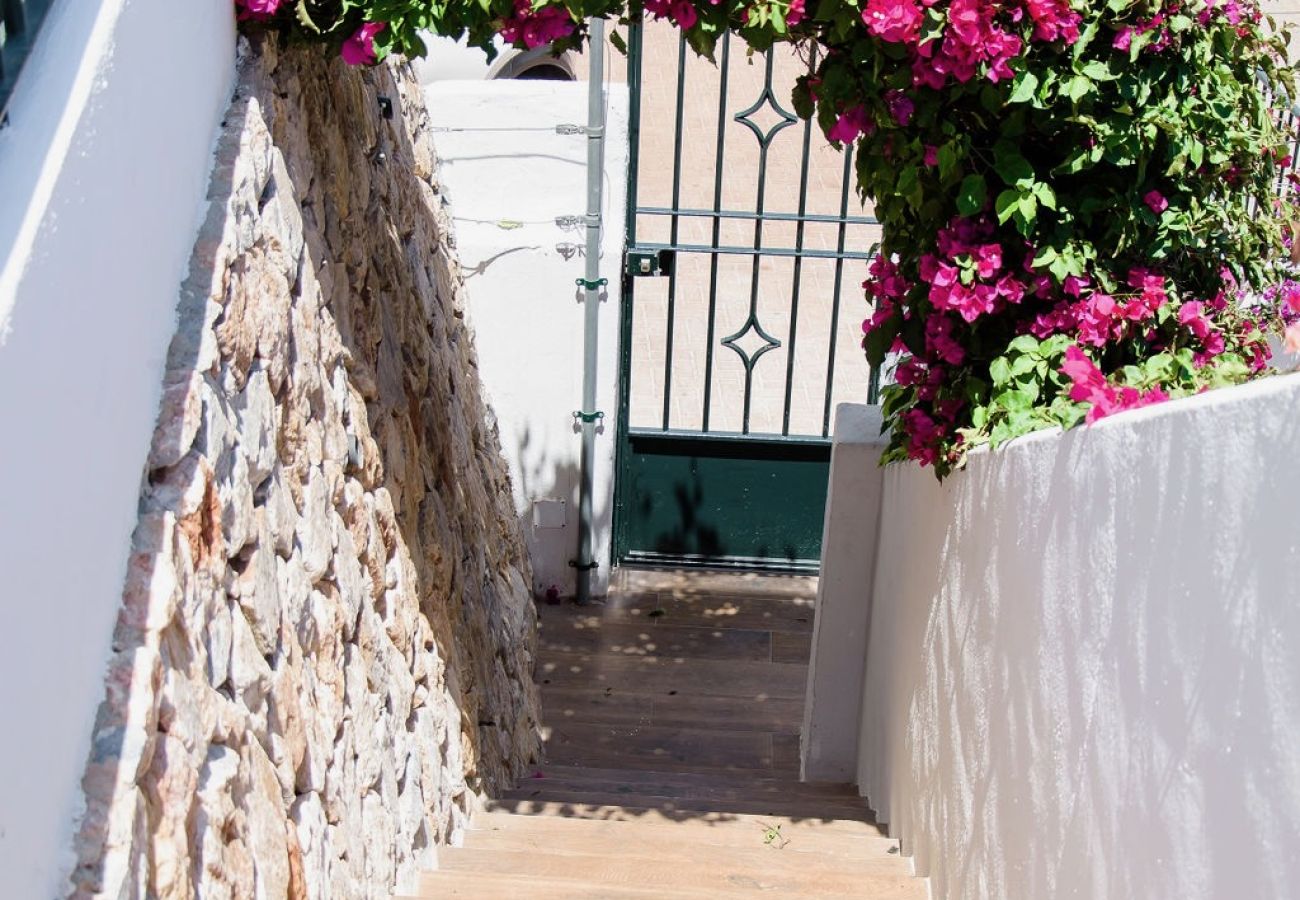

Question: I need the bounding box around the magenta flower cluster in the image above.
[859,0,1079,88]
[234,0,282,20]
[1061,346,1168,424]
[499,0,578,48]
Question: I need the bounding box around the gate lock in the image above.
[625,248,676,278]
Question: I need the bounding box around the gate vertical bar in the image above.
[822,147,854,437]
[575,16,606,606]
[612,12,643,568]
[661,35,688,430]
[701,33,731,433]
[782,50,817,436]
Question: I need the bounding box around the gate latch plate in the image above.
[625,248,676,278]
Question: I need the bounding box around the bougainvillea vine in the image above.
[244,0,1296,477]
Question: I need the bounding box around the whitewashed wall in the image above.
[422,79,628,599]
[0,1,235,894]
[813,374,1300,900]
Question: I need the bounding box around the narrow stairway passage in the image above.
[406,569,928,898]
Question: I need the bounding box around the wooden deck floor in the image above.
[406,569,927,898]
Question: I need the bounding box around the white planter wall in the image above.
[0,1,235,895]
[808,376,1300,899]
[423,79,628,599]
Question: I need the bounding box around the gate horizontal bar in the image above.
[637,205,878,226]
[631,240,876,261]
[627,427,832,456]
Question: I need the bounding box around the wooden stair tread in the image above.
[481,800,887,836]
[459,822,907,871]
[522,763,859,797]
[537,650,808,700]
[473,806,899,858]
[538,616,776,662]
[400,872,705,898]
[543,685,805,733]
[429,847,924,896]
[556,594,816,634]
[500,787,874,822]
[507,781,870,818]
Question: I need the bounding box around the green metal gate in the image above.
[613,21,881,573]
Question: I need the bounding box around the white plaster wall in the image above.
[0,1,235,894]
[802,403,888,782]
[422,79,628,598]
[850,375,1300,900]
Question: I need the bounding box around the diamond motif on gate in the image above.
[734,85,799,148]
[721,316,782,373]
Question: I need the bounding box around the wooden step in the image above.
[536,651,808,700]
[430,846,924,897]
[512,768,868,813]
[542,720,791,774]
[399,871,703,898]
[538,616,776,662]
[502,786,875,822]
[463,817,904,869]
[543,685,805,734]
[575,593,816,634]
[520,764,861,799]
[472,805,895,856]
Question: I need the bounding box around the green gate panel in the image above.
[615,432,830,573]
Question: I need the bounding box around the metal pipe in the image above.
[574,17,606,606]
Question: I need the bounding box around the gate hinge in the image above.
[573,410,605,424]
[576,277,609,291]
[556,214,601,230]
[568,560,600,571]
[556,124,605,137]
[625,248,676,277]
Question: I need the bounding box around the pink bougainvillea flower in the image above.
[1286,322,1300,355]
[828,106,873,144]
[886,90,915,126]
[1024,0,1081,44]
[1177,300,1211,340]
[925,315,967,365]
[924,144,939,166]
[1282,283,1300,316]
[786,0,807,27]
[1062,345,1168,423]
[645,0,698,29]
[341,22,385,66]
[236,0,282,20]
[501,0,577,47]
[862,0,923,44]
[1144,190,1169,213]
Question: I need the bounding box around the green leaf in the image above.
[609,29,628,55]
[1009,71,1039,105]
[1008,334,1041,355]
[1081,60,1115,82]
[994,150,1034,188]
[957,174,987,216]
[989,356,1012,386]
[1063,74,1093,102]
[937,143,959,180]
[296,0,322,33]
[995,189,1020,224]
[1017,192,1039,230]
[1011,354,1038,378]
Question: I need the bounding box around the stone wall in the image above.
[67,36,542,899]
